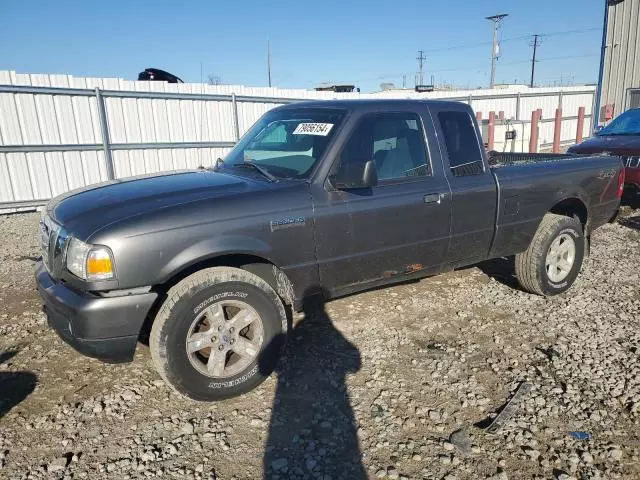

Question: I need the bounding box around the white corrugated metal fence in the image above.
[0,70,596,212]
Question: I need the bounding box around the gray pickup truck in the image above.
[36,100,623,400]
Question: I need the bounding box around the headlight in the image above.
[66,237,115,281]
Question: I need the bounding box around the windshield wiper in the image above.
[234,161,278,182]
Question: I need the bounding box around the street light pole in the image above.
[267,40,272,87]
[486,14,508,89]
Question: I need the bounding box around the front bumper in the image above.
[35,260,158,363]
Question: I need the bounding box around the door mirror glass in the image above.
[331,159,378,189]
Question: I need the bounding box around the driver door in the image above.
[312,107,452,291]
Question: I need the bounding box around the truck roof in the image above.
[276,99,467,111]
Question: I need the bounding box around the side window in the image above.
[339,113,431,182]
[437,111,484,177]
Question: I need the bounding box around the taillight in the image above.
[616,167,625,198]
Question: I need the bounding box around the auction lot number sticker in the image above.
[292,123,334,136]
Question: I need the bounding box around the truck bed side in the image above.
[489,155,623,258]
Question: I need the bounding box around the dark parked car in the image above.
[569,108,640,193]
[137,68,183,83]
[36,100,623,401]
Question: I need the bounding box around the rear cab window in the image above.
[437,111,485,177]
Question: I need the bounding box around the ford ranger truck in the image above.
[35,100,624,400]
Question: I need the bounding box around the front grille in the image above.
[39,215,69,280]
[623,156,640,168]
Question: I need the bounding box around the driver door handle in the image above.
[424,193,445,204]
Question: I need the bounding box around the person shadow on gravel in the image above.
[0,350,37,419]
[261,294,366,480]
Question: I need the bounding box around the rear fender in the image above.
[545,191,589,225]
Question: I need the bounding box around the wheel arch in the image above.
[139,253,295,344]
[548,196,589,232]
[156,252,294,306]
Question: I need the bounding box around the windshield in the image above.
[598,108,640,136]
[221,108,346,180]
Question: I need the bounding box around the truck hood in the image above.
[48,170,266,239]
[568,135,640,155]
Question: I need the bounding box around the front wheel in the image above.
[150,267,288,401]
[515,213,585,296]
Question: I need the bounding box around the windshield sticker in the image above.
[292,123,333,136]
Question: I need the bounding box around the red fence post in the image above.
[553,107,562,153]
[576,106,585,144]
[605,103,615,121]
[498,110,505,120]
[488,111,496,150]
[529,110,540,153]
[476,111,483,122]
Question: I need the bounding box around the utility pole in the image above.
[416,50,426,85]
[486,14,508,88]
[530,34,541,87]
[267,40,272,87]
[402,75,406,89]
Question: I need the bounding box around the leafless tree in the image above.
[207,74,222,85]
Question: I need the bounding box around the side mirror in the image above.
[331,160,378,189]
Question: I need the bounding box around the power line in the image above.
[533,53,599,62]
[421,27,600,55]
[543,27,601,37]
[422,35,525,54]
[349,53,599,84]
[348,26,601,87]
[493,53,598,68]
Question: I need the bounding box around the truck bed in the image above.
[487,152,622,259]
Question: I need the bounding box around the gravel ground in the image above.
[0,207,639,480]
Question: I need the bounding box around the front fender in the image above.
[157,234,277,284]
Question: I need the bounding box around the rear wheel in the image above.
[150,267,287,401]
[515,213,585,296]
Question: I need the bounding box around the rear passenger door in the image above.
[427,103,498,266]
[312,106,452,290]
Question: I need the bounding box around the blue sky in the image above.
[0,0,606,92]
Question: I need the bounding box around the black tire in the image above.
[515,213,585,296]
[150,267,287,401]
